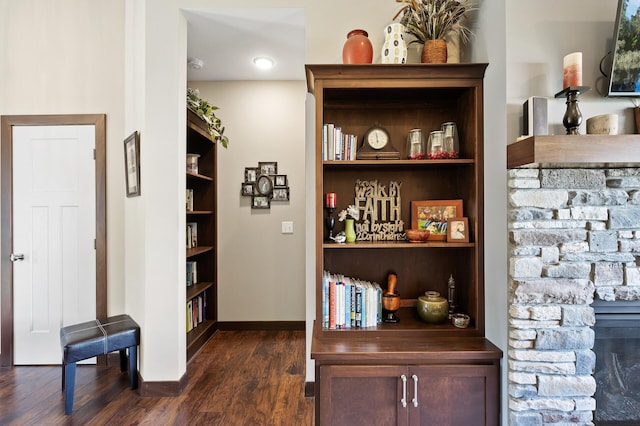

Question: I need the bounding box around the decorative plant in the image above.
[338,205,360,221]
[187,88,229,148]
[393,0,475,44]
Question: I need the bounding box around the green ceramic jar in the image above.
[416,291,449,324]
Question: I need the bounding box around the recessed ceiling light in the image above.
[188,58,204,70]
[253,57,275,70]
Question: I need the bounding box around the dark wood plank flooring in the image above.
[0,330,314,425]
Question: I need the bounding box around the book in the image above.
[186,188,194,211]
[186,261,197,286]
[187,222,198,248]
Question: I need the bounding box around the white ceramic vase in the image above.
[381,23,407,64]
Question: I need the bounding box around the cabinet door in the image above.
[319,365,409,426]
[409,365,499,426]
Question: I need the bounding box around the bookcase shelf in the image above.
[307,64,501,425]
[185,108,217,362]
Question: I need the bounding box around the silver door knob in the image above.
[10,253,24,262]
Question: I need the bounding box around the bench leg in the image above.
[119,349,127,372]
[128,345,138,389]
[64,363,76,415]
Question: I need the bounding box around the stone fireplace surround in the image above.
[508,166,640,426]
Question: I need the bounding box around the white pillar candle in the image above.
[563,52,583,88]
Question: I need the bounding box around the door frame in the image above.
[0,114,107,367]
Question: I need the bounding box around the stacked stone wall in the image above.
[507,168,640,426]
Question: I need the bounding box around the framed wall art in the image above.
[124,131,141,197]
[411,199,463,240]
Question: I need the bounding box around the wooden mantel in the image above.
[507,135,640,168]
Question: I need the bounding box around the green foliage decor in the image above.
[187,88,229,148]
[393,0,475,44]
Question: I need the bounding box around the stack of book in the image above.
[186,222,198,249]
[322,123,358,161]
[186,293,206,332]
[322,271,382,329]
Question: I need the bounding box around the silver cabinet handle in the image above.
[400,374,407,408]
[411,374,419,407]
[10,253,24,262]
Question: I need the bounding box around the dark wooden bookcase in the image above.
[185,109,218,361]
[306,64,502,425]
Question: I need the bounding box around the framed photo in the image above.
[244,167,258,183]
[241,183,254,196]
[274,174,288,187]
[411,199,463,240]
[124,131,141,197]
[272,187,290,201]
[258,161,277,175]
[447,217,469,243]
[252,195,271,209]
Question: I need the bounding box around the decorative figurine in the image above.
[448,274,456,319]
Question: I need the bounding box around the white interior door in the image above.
[12,125,96,365]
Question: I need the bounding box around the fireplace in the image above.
[593,300,640,426]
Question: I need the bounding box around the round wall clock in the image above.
[256,174,273,196]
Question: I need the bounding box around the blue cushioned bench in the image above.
[60,314,140,414]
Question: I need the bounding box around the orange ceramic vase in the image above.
[342,29,373,64]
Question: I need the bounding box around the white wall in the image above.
[189,81,307,322]
[0,1,127,321]
[506,0,634,140]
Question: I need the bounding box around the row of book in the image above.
[187,293,206,332]
[323,123,358,161]
[186,222,198,249]
[322,271,382,329]
[186,261,198,287]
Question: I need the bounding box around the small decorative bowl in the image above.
[405,229,430,243]
[451,313,470,328]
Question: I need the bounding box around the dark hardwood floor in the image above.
[0,330,314,425]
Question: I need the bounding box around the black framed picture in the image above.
[274,174,288,187]
[124,131,141,197]
[252,195,271,209]
[241,183,254,196]
[258,161,277,175]
[272,187,290,201]
[244,167,258,183]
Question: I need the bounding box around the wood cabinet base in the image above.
[312,334,502,426]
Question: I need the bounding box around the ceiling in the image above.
[183,8,306,81]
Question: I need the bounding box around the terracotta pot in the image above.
[342,29,373,64]
[421,39,448,64]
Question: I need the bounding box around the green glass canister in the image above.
[416,291,449,324]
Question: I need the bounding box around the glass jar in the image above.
[406,128,425,159]
[441,122,459,159]
[427,130,445,159]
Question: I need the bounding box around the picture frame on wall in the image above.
[124,131,141,197]
[411,199,463,240]
[244,167,258,183]
[272,187,290,201]
[447,217,469,243]
[274,174,288,187]
[258,161,277,175]
[252,195,270,209]
[241,183,254,196]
